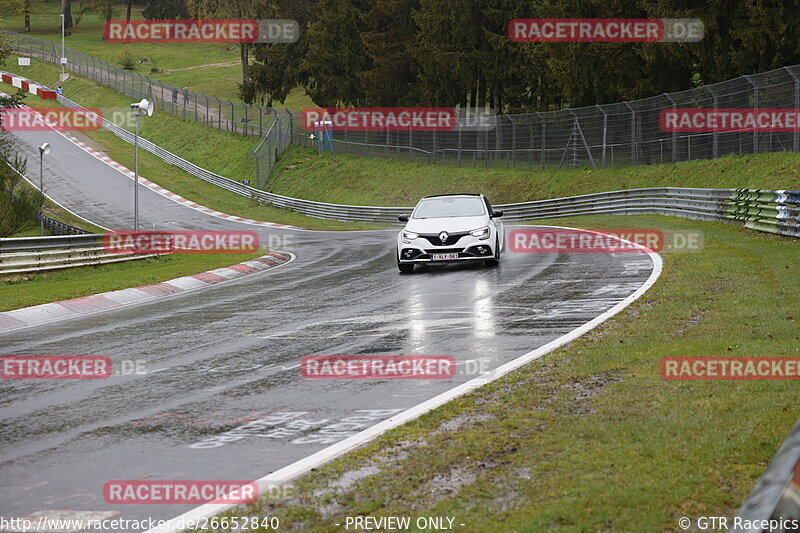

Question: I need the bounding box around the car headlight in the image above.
[470,226,490,240]
[402,230,419,242]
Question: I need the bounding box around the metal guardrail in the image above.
[735,418,800,532]
[0,234,103,252]
[0,244,164,276]
[38,213,91,235]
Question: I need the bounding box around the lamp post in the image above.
[130,99,153,230]
[38,142,51,235]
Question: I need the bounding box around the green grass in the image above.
[269,149,800,206]
[0,0,315,108]
[0,250,266,312]
[236,214,800,532]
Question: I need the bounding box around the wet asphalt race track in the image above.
[0,128,658,527]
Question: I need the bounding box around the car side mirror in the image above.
[491,210,504,218]
[398,215,409,222]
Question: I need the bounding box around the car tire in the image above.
[484,236,500,267]
[398,260,414,273]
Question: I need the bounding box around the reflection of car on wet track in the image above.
[396,193,504,273]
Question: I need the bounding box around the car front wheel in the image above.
[398,259,414,273]
[484,236,500,267]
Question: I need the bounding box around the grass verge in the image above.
[270,149,800,206]
[232,215,799,531]
[0,250,266,312]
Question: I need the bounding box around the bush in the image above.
[119,47,136,71]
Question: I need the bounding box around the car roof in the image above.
[421,194,483,199]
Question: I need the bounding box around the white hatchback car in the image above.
[396,194,504,273]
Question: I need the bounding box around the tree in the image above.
[301,0,371,106]
[0,34,40,237]
[412,0,481,108]
[240,0,316,105]
[0,154,44,238]
[62,0,73,30]
[357,0,420,106]
[143,0,189,19]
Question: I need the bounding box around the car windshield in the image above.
[412,197,485,219]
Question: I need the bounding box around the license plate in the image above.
[431,253,459,261]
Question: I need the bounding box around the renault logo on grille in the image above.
[439,231,449,243]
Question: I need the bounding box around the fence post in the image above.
[484,121,489,168]
[706,86,719,158]
[408,123,413,161]
[457,116,462,166]
[785,67,800,152]
[663,93,677,162]
[624,101,636,165]
[596,105,607,168]
[510,116,516,168]
[745,75,758,154]
[536,112,545,170]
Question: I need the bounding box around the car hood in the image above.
[404,216,488,234]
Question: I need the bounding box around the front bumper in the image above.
[397,237,496,263]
